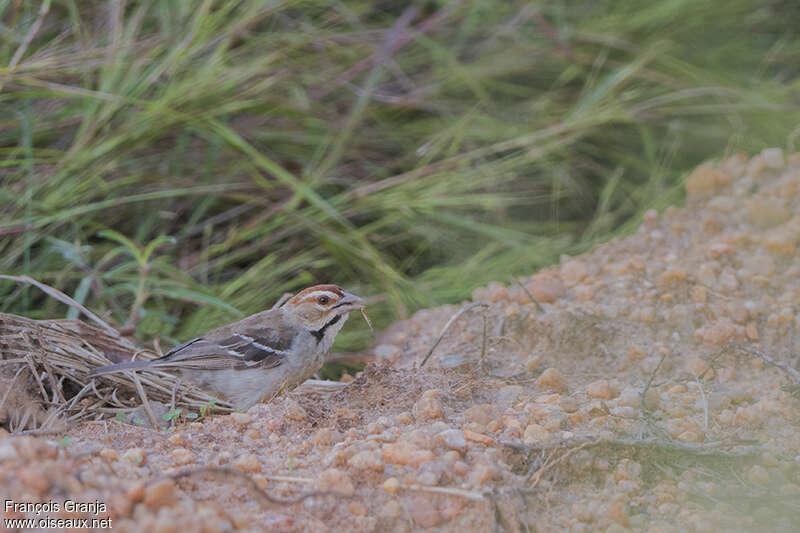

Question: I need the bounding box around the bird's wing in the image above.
[156,317,296,371]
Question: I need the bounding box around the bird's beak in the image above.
[335,291,365,314]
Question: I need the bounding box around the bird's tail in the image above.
[87,360,155,378]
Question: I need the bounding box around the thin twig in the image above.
[0,275,116,333]
[24,353,49,403]
[732,343,800,384]
[516,280,544,312]
[529,442,593,488]
[502,436,761,457]
[399,483,486,501]
[695,376,709,430]
[640,350,668,414]
[420,302,490,367]
[162,467,349,506]
[170,378,180,429]
[1,0,51,93]
[0,366,27,414]
[130,371,159,429]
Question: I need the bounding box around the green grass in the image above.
[1,0,799,352]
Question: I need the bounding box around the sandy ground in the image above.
[2,148,800,532]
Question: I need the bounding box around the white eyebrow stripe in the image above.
[232,333,291,356]
[302,290,339,301]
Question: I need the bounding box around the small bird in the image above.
[88,285,364,409]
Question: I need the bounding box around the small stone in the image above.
[348,450,384,472]
[435,429,467,453]
[525,274,566,303]
[467,463,496,486]
[745,197,791,229]
[643,389,660,411]
[349,501,368,517]
[523,423,553,444]
[382,477,400,494]
[677,431,702,443]
[464,404,497,426]
[383,441,415,465]
[170,447,194,465]
[526,354,542,372]
[143,479,177,509]
[561,260,588,286]
[408,449,437,467]
[374,344,400,361]
[123,447,146,465]
[486,282,508,302]
[496,385,524,405]
[234,454,261,472]
[536,367,568,394]
[764,228,797,256]
[98,448,118,462]
[700,319,737,345]
[316,468,354,496]
[127,481,145,502]
[230,412,251,425]
[761,147,784,169]
[440,496,466,521]
[380,500,402,519]
[686,163,729,198]
[396,411,413,425]
[408,495,442,528]
[586,379,617,400]
[284,398,308,421]
[18,466,50,495]
[413,395,443,421]
[658,269,688,288]
[463,429,494,446]
[747,465,770,485]
[311,428,336,446]
[683,355,711,378]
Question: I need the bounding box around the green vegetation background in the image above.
[2,0,799,355]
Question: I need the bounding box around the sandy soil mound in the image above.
[2,149,800,532]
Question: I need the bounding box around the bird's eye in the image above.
[317,296,329,305]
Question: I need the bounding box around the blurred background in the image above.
[1,0,799,357]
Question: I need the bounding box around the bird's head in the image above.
[282,284,364,333]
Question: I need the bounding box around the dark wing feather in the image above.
[151,323,295,371]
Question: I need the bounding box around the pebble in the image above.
[316,468,354,496]
[586,379,617,400]
[374,344,400,361]
[761,147,784,169]
[408,495,442,528]
[284,398,308,421]
[463,429,494,446]
[464,404,497,425]
[348,450,384,472]
[170,448,194,465]
[230,412,251,425]
[746,465,770,485]
[143,479,177,509]
[383,441,416,465]
[233,454,261,472]
[435,429,467,453]
[523,423,553,444]
[537,367,568,393]
[525,274,566,303]
[98,448,118,462]
[382,477,400,494]
[348,501,368,517]
[413,394,443,421]
[123,448,146,466]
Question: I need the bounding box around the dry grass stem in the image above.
[420,301,490,367]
